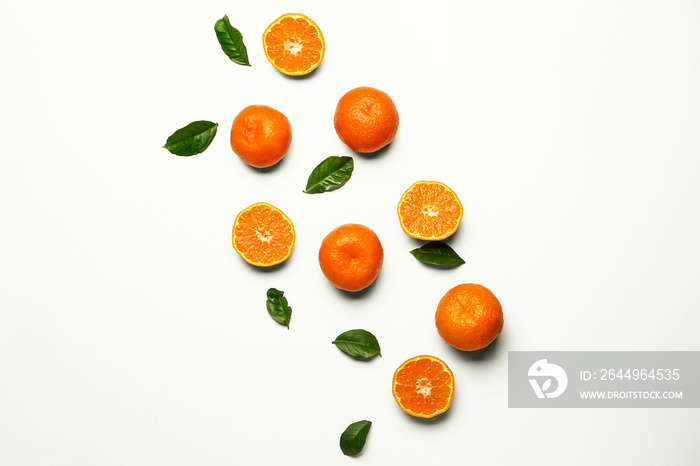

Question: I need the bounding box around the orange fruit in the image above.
[318,223,383,292]
[333,87,399,153]
[397,180,463,241]
[262,13,325,76]
[230,105,292,168]
[435,283,504,351]
[232,202,295,267]
[392,355,455,418]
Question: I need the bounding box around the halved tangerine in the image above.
[392,355,455,418]
[262,13,325,76]
[397,180,463,241]
[232,202,295,267]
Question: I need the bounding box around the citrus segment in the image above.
[232,202,295,267]
[392,355,455,418]
[397,180,463,241]
[435,283,503,351]
[318,223,383,292]
[263,13,325,76]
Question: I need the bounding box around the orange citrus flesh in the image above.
[392,355,455,418]
[397,180,463,241]
[232,202,295,267]
[263,13,325,76]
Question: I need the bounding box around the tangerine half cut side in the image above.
[392,355,455,418]
[262,13,325,76]
[397,180,463,241]
[232,202,295,267]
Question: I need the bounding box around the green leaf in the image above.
[215,15,250,66]
[304,156,354,193]
[266,288,292,328]
[332,329,381,359]
[163,120,218,156]
[409,241,465,266]
[340,420,372,456]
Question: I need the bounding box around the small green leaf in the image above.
[340,420,372,456]
[409,241,465,266]
[163,120,218,156]
[304,156,354,193]
[332,329,381,359]
[215,15,250,66]
[266,288,292,328]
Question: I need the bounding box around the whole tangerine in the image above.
[333,87,399,153]
[230,105,292,168]
[318,223,383,292]
[435,283,504,351]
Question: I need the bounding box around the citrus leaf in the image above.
[332,329,381,359]
[304,156,354,193]
[409,241,465,266]
[214,15,250,66]
[266,288,292,328]
[340,420,372,456]
[163,120,218,156]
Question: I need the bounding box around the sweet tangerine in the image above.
[435,283,504,351]
[392,355,455,418]
[333,87,399,153]
[318,223,383,292]
[230,105,292,168]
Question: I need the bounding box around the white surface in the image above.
[2,1,700,464]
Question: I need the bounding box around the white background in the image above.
[2,0,699,464]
